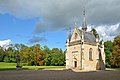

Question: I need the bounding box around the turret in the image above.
[82,8,87,32]
[96,35,99,45]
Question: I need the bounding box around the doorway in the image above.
[74,61,77,68]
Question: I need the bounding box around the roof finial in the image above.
[74,22,77,28]
[83,7,85,16]
[82,7,87,32]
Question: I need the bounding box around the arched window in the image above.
[89,48,93,61]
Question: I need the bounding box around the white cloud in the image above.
[0,0,120,41]
[0,39,12,48]
[95,23,120,41]
[0,0,120,33]
[82,23,120,41]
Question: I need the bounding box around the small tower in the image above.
[74,22,77,27]
[82,7,87,32]
[96,35,99,45]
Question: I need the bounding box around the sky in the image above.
[0,0,120,50]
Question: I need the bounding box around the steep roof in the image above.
[79,29,96,43]
[67,29,96,44]
[84,31,96,43]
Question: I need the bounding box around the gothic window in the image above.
[89,48,93,61]
[74,33,78,40]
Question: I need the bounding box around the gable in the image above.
[67,27,96,44]
[70,28,81,42]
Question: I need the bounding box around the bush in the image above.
[4,56,10,63]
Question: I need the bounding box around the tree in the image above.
[4,47,15,62]
[19,44,45,66]
[0,46,5,62]
[35,50,44,66]
[8,47,15,62]
[0,43,65,66]
[112,35,120,55]
[104,41,113,67]
[63,49,66,65]
[19,46,30,65]
[34,44,45,66]
[58,48,65,66]
[90,28,99,38]
[51,48,65,66]
[14,44,26,51]
[110,35,120,67]
[20,46,36,66]
[51,48,60,66]
[43,45,52,66]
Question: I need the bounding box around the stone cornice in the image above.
[67,40,97,46]
[68,40,81,46]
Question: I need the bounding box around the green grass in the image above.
[0,62,16,66]
[111,68,120,70]
[0,62,65,71]
[23,66,65,70]
[0,62,16,71]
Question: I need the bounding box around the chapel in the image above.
[65,9,105,70]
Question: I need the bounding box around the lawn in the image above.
[0,62,65,71]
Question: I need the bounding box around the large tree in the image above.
[34,44,45,66]
[51,48,65,66]
[110,35,120,67]
[19,46,30,65]
[43,45,52,66]
[104,41,113,67]
[20,44,45,66]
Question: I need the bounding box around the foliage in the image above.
[51,48,65,66]
[104,35,120,68]
[104,41,113,67]
[34,44,45,66]
[0,47,5,62]
[90,28,99,38]
[110,35,120,68]
[0,44,65,66]
[43,45,52,66]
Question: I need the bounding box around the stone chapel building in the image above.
[66,10,105,70]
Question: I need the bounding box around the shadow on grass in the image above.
[0,68,16,71]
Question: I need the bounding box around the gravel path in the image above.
[0,69,120,80]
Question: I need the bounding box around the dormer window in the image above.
[74,33,78,40]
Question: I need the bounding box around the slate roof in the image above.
[67,29,96,43]
[84,31,96,43]
[79,29,96,43]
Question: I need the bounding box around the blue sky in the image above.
[0,0,120,50]
[0,13,67,50]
